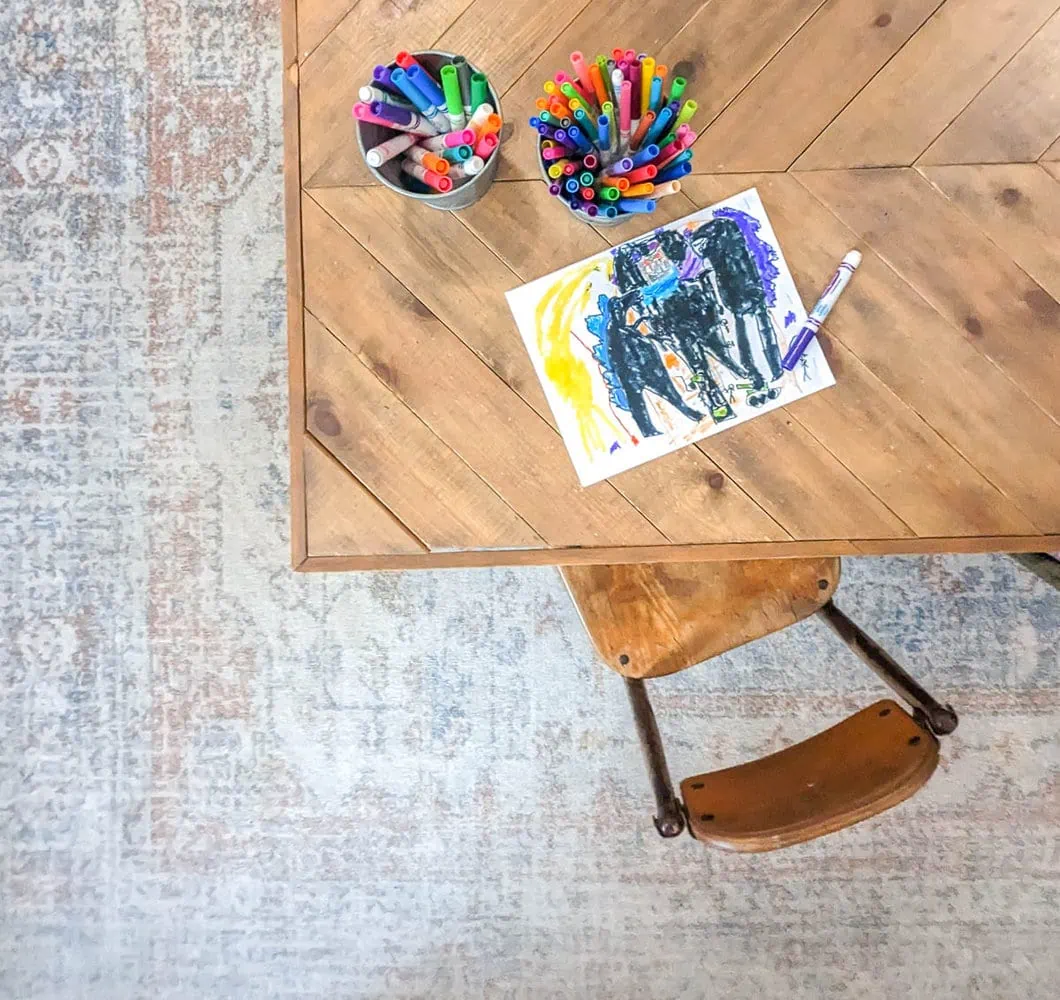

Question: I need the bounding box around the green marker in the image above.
[573,108,598,144]
[539,109,556,125]
[673,98,698,131]
[440,64,467,129]
[598,186,621,202]
[470,71,489,114]
[579,170,594,187]
[669,76,687,104]
[560,81,582,107]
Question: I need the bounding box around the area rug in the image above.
[1,2,1058,998]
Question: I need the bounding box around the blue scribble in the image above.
[784,310,796,327]
[609,441,620,454]
[713,207,780,307]
[586,293,630,413]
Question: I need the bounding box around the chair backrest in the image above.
[561,557,840,678]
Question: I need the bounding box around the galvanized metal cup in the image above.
[356,51,502,212]
[537,137,630,228]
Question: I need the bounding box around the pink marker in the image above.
[541,145,567,161]
[554,70,572,85]
[582,153,598,169]
[619,80,632,149]
[400,158,452,192]
[474,132,498,160]
[364,132,417,167]
[629,61,642,123]
[624,49,636,62]
[570,51,593,94]
[419,128,475,152]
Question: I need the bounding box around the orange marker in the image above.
[629,110,655,151]
[588,63,608,109]
[599,176,630,191]
[406,144,450,176]
[624,182,655,197]
[535,97,549,111]
[478,113,502,137]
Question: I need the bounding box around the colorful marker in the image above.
[781,251,862,371]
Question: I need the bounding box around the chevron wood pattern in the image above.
[283,0,1060,570]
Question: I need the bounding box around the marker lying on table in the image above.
[781,250,862,371]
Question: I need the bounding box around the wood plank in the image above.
[283,8,308,567]
[797,0,1059,168]
[700,412,913,540]
[594,191,701,241]
[301,193,667,546]
[304,434,427,555]
[460,179,611,277]
[1041,160,1060,181]
[695,0,943,172]
[1042,136,1060,161]
[920,164,1060,301]
[297,0,361,61]
[312,185,553,419]
[461,181,790,545]
[686,172,1060,532]
[657,0,828,127]
[561,557,838,678]
[296,533,1060,572]
[437,0,593,95]
[496,0,711,180]
[918,13,1060,165]
[299,0,474,188]
[305,312,539,549]
[798,168,1060,419]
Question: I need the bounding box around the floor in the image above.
[1,1,1059,997]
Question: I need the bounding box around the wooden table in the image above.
[283,0,1060,571]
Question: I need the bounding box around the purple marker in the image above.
[370,100,415,126]
[548,182,562,196]
[605,157,634,176]
[585,203,599,217]
[552,129,578,150]
[372,65,403,94]
[781,251,862,371]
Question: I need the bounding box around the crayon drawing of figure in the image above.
[506,188,835,485]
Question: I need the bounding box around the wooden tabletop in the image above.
[284,0,1060,571]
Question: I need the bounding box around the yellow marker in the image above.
[624,182,655,198]
[640,56,656,121]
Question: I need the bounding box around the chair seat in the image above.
[680,700,938,852]
[561,558,840,679]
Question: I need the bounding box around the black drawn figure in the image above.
[588,209,785,440]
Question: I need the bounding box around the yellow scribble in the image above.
[534,259,622,458]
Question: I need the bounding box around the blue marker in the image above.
[630,143,659,168]
[649,75,662,112]
[391,67,448,133]
[406,64,446,110]
[597,114,610,152]
[567,124,593,153]
[781,252,862,371]
[564,177,580,194]
[617,198,656,214]
[644,106,675,146]
[655,160,691,183]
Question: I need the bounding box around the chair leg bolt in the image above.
[618,654,630,665]
[908,735,921,746]
[700,813,714,822]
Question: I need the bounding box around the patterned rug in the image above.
[1,2,1058,997]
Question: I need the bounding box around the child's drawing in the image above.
[505,188,835,485]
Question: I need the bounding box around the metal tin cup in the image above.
[537,138,630,227]
[356,51,502,212]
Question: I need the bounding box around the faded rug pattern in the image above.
[1,2,1058,998]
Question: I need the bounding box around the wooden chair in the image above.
[561,558,958,851]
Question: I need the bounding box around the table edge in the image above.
[293,534,1060,571]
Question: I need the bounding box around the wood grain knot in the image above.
[707,472,725,490]
[997,186,1021,207]
[311,403,341,437]
[1023,286,1058,320]
[874,12,892,27]
[963,315,983,337]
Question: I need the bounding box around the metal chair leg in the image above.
[1008,553,1060,591]
[624,678,685,837]
[818,601,958,736]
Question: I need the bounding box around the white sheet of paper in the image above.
[505,188,835,486]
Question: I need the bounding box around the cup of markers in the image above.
[531,48,696,225]
[354,50,503,211]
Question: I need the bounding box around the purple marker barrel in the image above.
[372,65,403,97]
[370,100,415,126]
[605,157,634,176]
[552,130,578,150]
[585,204,599,217]
[548,182,562,196]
